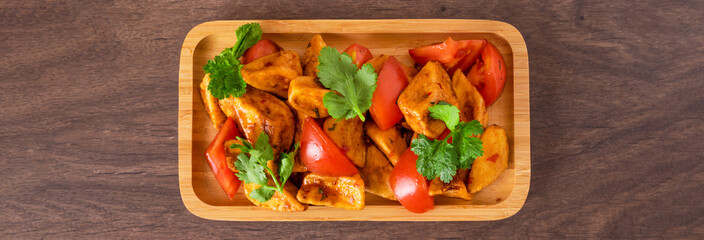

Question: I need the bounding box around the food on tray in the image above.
[199,22,509,213]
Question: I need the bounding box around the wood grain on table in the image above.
[1,0,702,239]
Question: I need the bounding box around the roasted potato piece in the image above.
[451,70,488,127]
[429,169,473,200]
[287,76,331,118]
[397,61,459,139]
[199,74,227,129]
[296,173,365,210]
[244,180,307,212]
[468,125,509,193]
[291,111,308,172]
[241,50,303,98]
[360,145,396,200]
[365,54,418,80]
[364,121,407,166]
[219,87,295,156]
[323,117,366,167]
[302,34,327,77]
[223,139,244,173]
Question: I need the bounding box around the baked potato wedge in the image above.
[467,125,509,193]
[218,87,295,157]
[364,121,407,166]
[302,34,327,77]
[199,74,227,129]
[397,61,459,139]
[241,50,303,98]
[244,180,307,212]
[296,173,365,210]
[291,111,309,172]
[360,145,396,200]
[323,117,366,167]
[451,69,488,127]
[428,169,473,200]
[287,76,331,118]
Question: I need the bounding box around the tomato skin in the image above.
[390,149,434,213]
[300,117,359,176]
[409,37,459,66]
[467,42,507,106]
[343,43,374,69]
[242,39,282,64]
[409,38,485,73]
[370,56,408,131]
[205,117,242,199]
[449,40,486,74]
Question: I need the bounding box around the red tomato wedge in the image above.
[409,37,485,73]
[390,149,434,213]
[242,39,282,64]
[449,39,486,74]
[467,41,507,106]
[300,117,359,176]
[343,43,374,69]
[370,56,409,131]
[205,117,242,199]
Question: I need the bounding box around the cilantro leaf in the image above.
[428,101,460,131]
[412,136,459,183]
[316,46,377,121]
[250,185,276,203]
[230,132,296,202]
[278,143,298,184]
[411,104,484,183]
[204,22,262,99]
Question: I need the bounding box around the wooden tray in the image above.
[178,19,530,221]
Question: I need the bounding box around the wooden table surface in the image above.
[1,0,702,239]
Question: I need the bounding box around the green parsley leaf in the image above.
[411,104,484,183]
[250,185,276,203]
[428,101,460,131]
[230,132,297,202]
[204,22,262,99]
[316,46,377,121]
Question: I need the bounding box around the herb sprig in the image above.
[204,22,262,99]
[231,132,299,202]
[316,46,377,121]
[411,102,484,183]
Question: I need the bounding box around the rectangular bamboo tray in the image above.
[178,19,530,221]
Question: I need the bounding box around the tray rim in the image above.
[178,19,530,221]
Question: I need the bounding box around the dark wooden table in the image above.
[2,0,702,238]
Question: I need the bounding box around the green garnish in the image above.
[204,22,262,99]
[411,102,484,183]
[316,46,377,121]
[231,132,299,202]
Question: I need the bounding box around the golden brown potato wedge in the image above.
[223,139,244,173]
[360,145,396,200]
[302,34,327,77]
[287,76,331,118]
[365,54,418,81]
[364,121,407,166]
[451,70,488,127]
[397,61,459,139]
[467,125,509,193]
[218,87,295,156]
[296,173,365,210]
[429,169,473,201]
[244,180,307,212]
[241,50,303,98]
[323,117,366,167]
[291,111,309,172]
[199,74,227,129]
